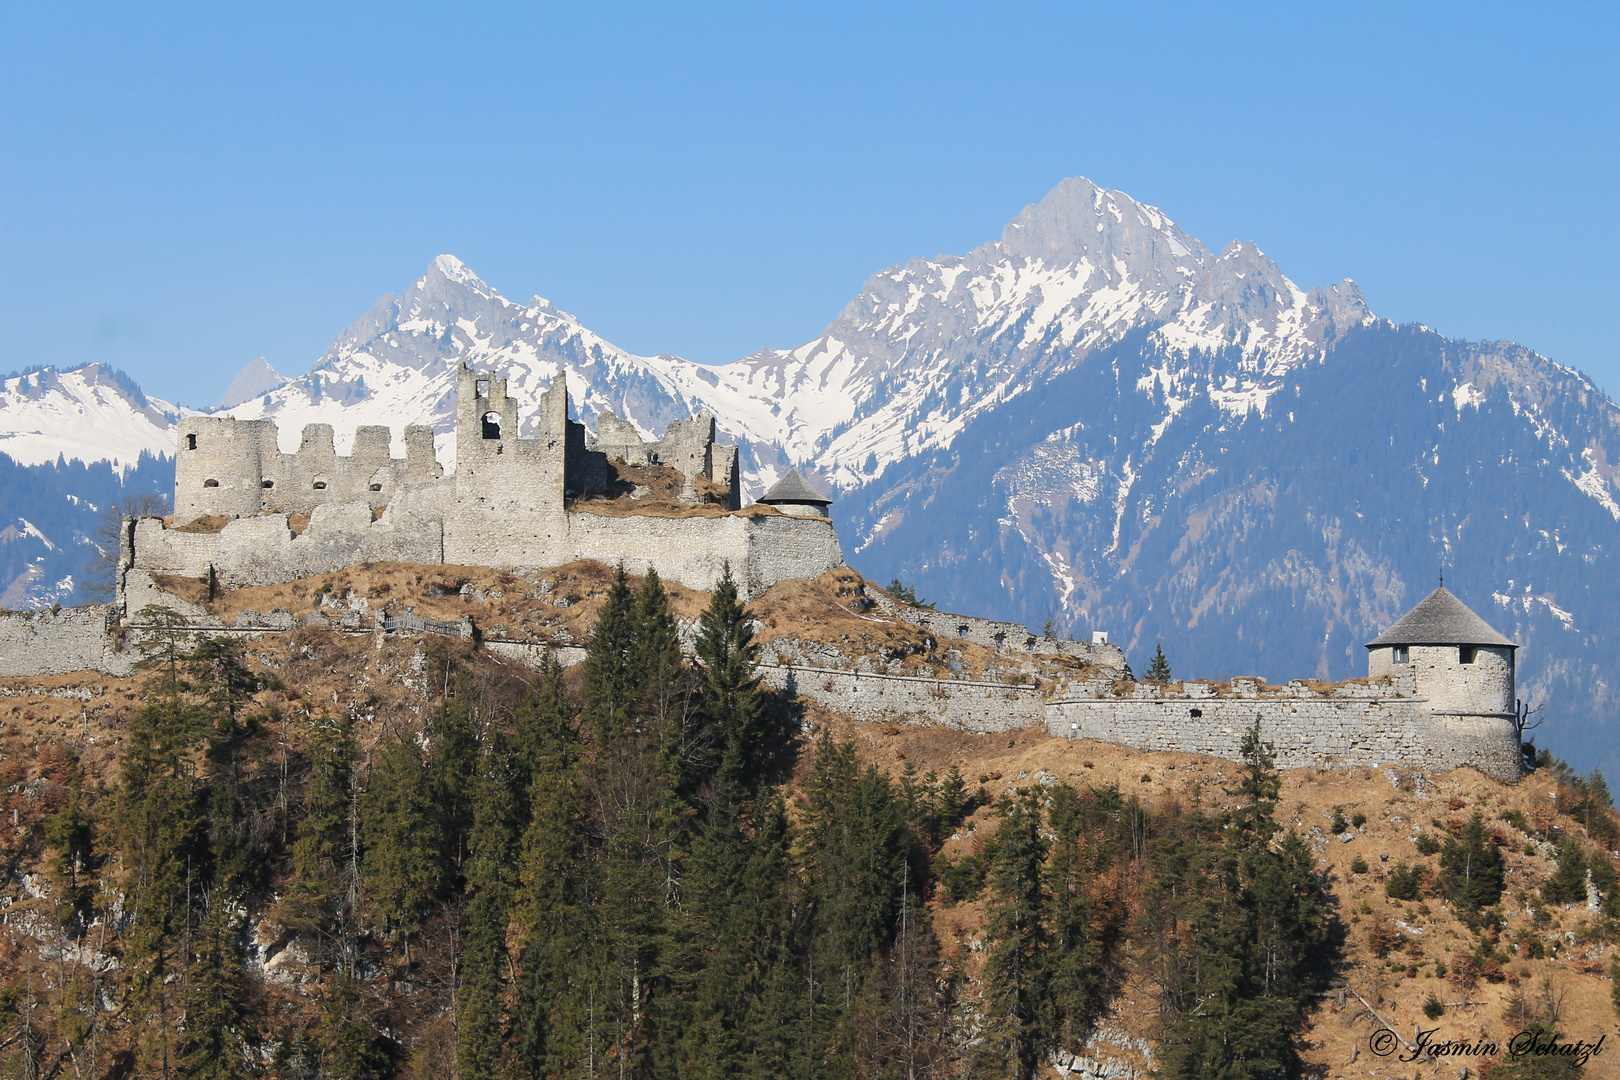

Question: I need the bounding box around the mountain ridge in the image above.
[3,175,1617,776]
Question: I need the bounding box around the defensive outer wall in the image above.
[0,608,1524,781]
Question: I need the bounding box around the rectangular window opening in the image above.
[1393,646,1409,664]
[1459,646,1478,665]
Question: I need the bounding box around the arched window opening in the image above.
[203,478,220,488]
[262,479,275,489]
[313,481,328,491]
[482,412,502,440]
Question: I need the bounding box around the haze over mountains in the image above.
[3,176,1617,774]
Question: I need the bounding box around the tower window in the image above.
[203,478,219,488]
[186,434,197,450]
[369,483,383,492]
[313,481,327,490]
[476,379,490,397]
[262,480,274,489]
[1189,707,1203,718]
[1459,646,1478,665]
[1393,646,1409,664]
[482,412,502,440]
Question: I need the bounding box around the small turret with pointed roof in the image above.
[756,468,832,518]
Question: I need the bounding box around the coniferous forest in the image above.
[3,565,1351,1078]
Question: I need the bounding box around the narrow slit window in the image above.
[369,483,383,492]
[203,478,219,488]
[313,481,327,490]
[186,433,197,450]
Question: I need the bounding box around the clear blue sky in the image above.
[1,3,1615,406]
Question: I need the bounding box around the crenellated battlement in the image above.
[175,415,440,519]
[143,363,842,600]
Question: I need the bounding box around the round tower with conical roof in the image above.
[1366,586,1520,775]
[756,468,833,518]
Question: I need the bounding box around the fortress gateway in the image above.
[0,364,1527,781]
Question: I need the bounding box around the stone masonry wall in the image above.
[759,665,1045,733]
[0,606,135,677]
[130,490,447,588]
[175,415,441,520]
[1046,677,1522,781]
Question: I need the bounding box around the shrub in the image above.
[1422,992,1445,1019]
[1367,918,1404,958]
[1351,811,1368,829]
[934,852,985,903]
[1330,807,1349,834]
[1386,862,1423,901]
[1541,837,1589,905]
[1350,855,1369,875]
[1415,833,1442,855]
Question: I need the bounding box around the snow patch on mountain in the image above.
[0,364,178,473]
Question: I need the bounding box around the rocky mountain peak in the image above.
[997,176,1211,281]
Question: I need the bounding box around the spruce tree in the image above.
[1541,836,1589,905]
[42,772,98,933]
[1151,719,1334,1080]
[361,733,444,964]
[1147,642,1172,683]
[513,657,596,1079]
[1439,812,1506,912]
[284,713,362,971]
[978,788,1050,1080]
[112,653,206,1077]
[1043,784,1103,1048]
[177,898,257,1080]
[456,721,527,1080]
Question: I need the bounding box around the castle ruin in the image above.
[126,363,840,605]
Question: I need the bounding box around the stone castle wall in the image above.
[758,664,1046,733]
[175,415,441,520]
[127,500,842,599]
[0,605,135,677]
[1044,676,1522,781]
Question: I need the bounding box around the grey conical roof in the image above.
[1366,586,1516,649]
[758,468,832,506]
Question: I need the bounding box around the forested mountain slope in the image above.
[2,573,1617,1078]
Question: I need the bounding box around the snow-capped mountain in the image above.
[2,175,1618,777]
[221,254,804,487]
[0,363,178,473]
